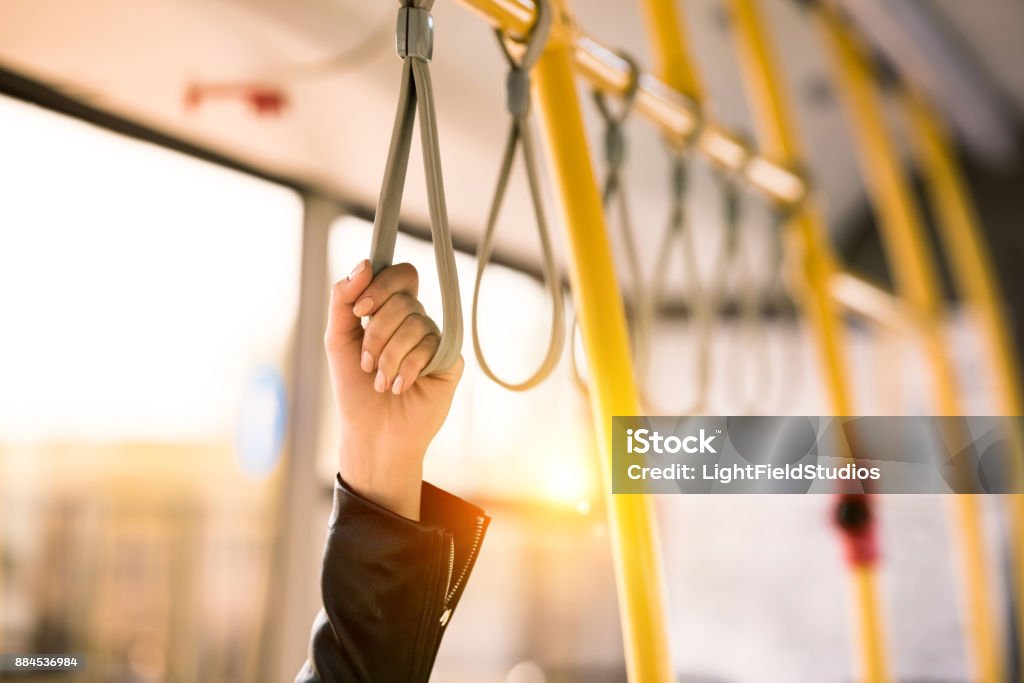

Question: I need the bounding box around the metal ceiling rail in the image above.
[830,272,918,331]
[458,0,808,207]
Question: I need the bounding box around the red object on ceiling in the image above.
[184,82,289,117]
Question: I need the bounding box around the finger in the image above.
[361,293,427,373]
[375,315,439,392]
[324,259,374,351]
[392,335,442,394]
[351,262,419,318]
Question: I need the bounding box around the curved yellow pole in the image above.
[902,96,1023,415]
[904,89,1022,682]
[532,2,674,680]
[725,2,888,682]
[813,11,1001,683]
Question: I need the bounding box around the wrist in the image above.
[338,445,424,521]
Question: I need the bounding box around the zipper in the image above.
[443,533,455,603]
[438,514,486,626]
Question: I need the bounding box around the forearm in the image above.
[338,446,423,520]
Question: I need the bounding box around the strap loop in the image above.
[472,0,564,391]
[572,55,647,390]
[370,1,462,376]
[600,55,648,381]
[765,204,805,413]
[643,149,713,414]
[715,170,762,413]
[592,55,641,198]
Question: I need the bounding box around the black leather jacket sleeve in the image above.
[295,475,490,683]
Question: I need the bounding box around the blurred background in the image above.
[1,0,1023,681]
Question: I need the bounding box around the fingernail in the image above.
[374,370,386,393]
[347,260,367,281]
[353,297,373,317]
[391,375,404,395]
[360,351,375,373]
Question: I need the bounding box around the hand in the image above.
[324,259,464,520]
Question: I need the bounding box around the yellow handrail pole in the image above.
[724,0,856,411]
[813,10,1002,683]
[531,2,674,680]
[725,2,889,682]
[902,98,1022,415]
[724,0,852,417]
[637,0,703,101]
[904,89,1023,679]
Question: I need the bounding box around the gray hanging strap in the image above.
[369,0,462,376]
[472,0,563,391]
[643,149,713,414]
[765,203,805,413]
[571,57,644,389]
[592,57,643,208]
[597,57,648,378]
[712,168,776,414]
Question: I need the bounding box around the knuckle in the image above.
[408,312,435,333]
[361,326,384,351]
[414,335,440,359]
[403,310,424,328]
[403,339,437,372]
[393,292,418,314]
[395,262,418,283]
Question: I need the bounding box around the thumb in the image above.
[325,259,373,357]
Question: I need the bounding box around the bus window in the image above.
[0,94,303,681]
